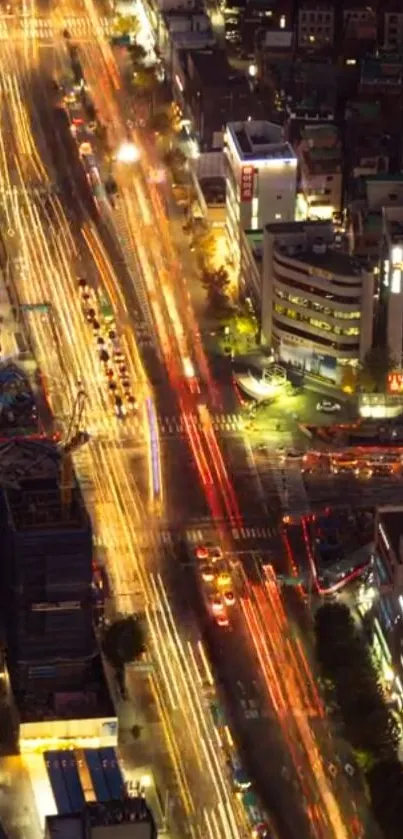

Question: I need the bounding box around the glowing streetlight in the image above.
[116,141,140,164]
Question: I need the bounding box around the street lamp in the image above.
[116,141,140,164]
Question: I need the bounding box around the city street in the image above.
[0,5,374,839]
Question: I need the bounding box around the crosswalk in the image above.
[0,14,112,41]
[84,411,245,441]
[159,413,243,435]
[134,525,275,548]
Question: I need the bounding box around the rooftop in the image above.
[227,120,296,163]
[188,48,240,86]
[46,799,156,839]
[293,247,364,277]
[17,655,115,722]
[0,439,88,531]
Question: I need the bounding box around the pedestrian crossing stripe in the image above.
[133,526,274,548]
[159,413,243,434]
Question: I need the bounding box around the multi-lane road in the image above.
[0,4,373,839]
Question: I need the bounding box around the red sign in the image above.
[387,372,403,393]
[240,165,254,202]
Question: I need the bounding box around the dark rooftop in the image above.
[46,799,156,839]
[188,48,241,86]
[0,439,88,531]
[17,654,115,722]
[295,248,364,277]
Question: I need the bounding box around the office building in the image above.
[46,799,157,839]
[0,437,116,750]
[297,1,335,51]
[295,123,342,221]
[179,48,257,150]
[223,0,295,56]
[261,220,374,381]
[0,438,94,690]
[225,120,297,269]
[383,6,403,50]
[381,206,403,367]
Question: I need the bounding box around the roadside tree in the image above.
[102,615,146,670]
[128,42,147,71]
[359,345,395,393]
[113,14,139,37]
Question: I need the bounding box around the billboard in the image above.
[240,165,254,202]
[387,372,403,393]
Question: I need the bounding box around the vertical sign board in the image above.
[240,165,254,202]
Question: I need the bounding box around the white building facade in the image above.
[382,207,403,367]
[225,120,297,270]
[261,221,374,382]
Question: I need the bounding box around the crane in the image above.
[59,386,90,514]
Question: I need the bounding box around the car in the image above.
[195,544,223,562]
[215,612,229,628]
[316,400,341,413]
[200,563,215,583]
[114,396,126,419]
[209,594,225,615]
[78,277,88,290]
[216,570,231,588]
[126,394,138,410]
[223,589,235,607]
[286,449,302,459]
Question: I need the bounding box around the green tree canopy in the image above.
[128,42,147,70]
[314,601,400,760]
[163,147,187,173]
[102,615,146,669]
[193,228,217,270]
[133,65,159,94]
[359,345,395,393]
[113,14,139,37]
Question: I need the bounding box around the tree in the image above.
[133,65,160,94]
[149,104,180,137]
[102,615,146,669]
[128,42,147,71]
[314,602,401,761]
[359,345,395,393]
[193,228,217,270]
[163,147,187,174]
[113,14,139,37]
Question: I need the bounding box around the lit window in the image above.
[275,213,282,220]
[280,14,286,29]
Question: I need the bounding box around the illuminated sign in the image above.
[240,165,254,202]
[387,372,403,393]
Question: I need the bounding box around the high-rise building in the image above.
[0,438,95,692]
[297,1,335,52]
[261,220,374,381]
[225,119,297,269]
[381,207,403,366]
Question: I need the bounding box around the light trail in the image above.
[63,15,363,838]
[0,19,250,839]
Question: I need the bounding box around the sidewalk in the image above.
[119,667,186,839]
